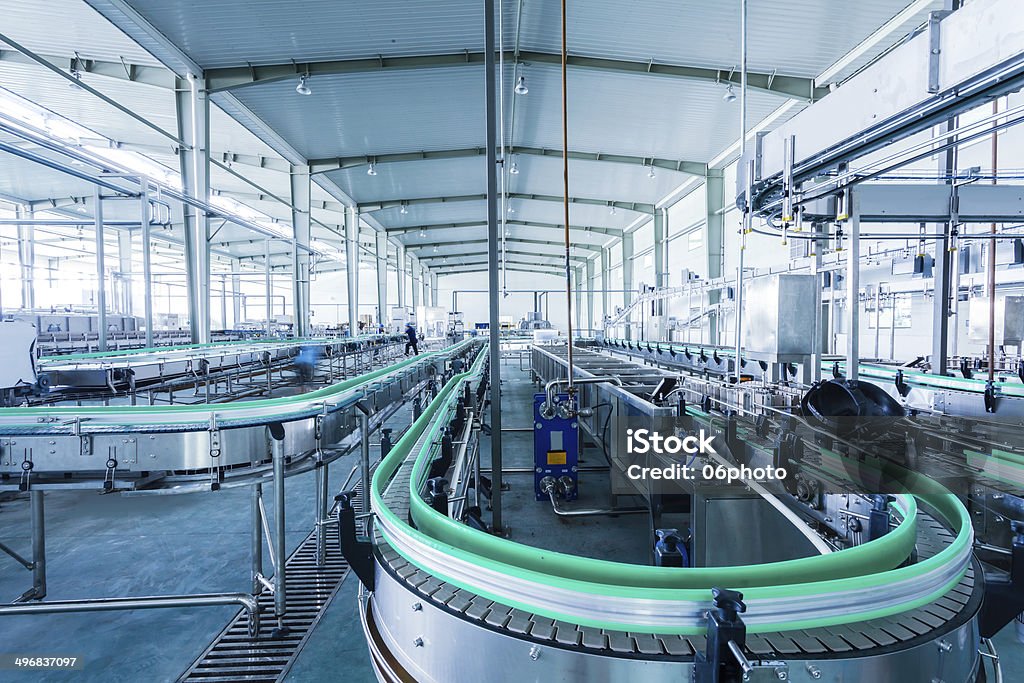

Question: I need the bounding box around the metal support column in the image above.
[846,192,861,380]
[621,232,634,341]
[271,434,287,633]
[807,223,824,384]
[410,255,420,310]
[251,483,263,596]
[359,409,371,515]
[653,209,666,316]
[264,239,273,337]
[421,264,430,308]
[600,249,610,331]
[117,229,133,316]
[484,0,504,533]
[16,204,34,311]
[231,258,242,330]
[94,186,108,352]
[574,267,583,333]
[932,118,957,375]
[396,244,406,309]
[375,230,388,327]
[705,169,725,344]
[430,272,438,309]
[175,74,212,344]
[314,456,328,566]
[345,206,359,335]
[140,180,154,347]
[290,165,312,338]
[30,490,45,600]
[585,257,595,336]
[733,0,750,382]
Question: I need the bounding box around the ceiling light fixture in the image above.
[433,245,439,253]
[514,75,528,95]
[400,203,409,215]
[418,228,427,238]
[296,74,312,96]
[507,204,515,215]
[367,162,377,176]
[609,204,617,215]
[69,69,83,90]
[509,156,519,175]
[723,83,737,103]
[647,165,656,179]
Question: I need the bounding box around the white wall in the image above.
[438,270,570,332]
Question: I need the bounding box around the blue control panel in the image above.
[533,392,579,501]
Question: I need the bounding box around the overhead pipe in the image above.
[560,0,576,391]
[989,99,1000,384]
[734,0,749,384]
[484,0,504,532]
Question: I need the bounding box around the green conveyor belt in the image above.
[372,350,972,634]
[0,340,471,423]
[45,333,394,362]
[605,337,1024,397]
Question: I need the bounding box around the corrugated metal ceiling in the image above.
[120,0,516,68]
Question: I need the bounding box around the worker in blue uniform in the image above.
[404,323,419,356]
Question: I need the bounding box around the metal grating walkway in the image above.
[179,491,358,682]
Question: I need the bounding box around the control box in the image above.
[533,392,579,501]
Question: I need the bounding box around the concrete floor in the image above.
[0,358,1022,680]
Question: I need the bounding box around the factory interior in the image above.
[2,0,1024,681]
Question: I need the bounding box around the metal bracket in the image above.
[927,11,953,93]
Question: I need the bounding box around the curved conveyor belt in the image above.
[364,350,980,681]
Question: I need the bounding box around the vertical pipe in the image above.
[847,193,861,381]
[359,411,371,516]
[231,260,242,329]
[140,181,154,347]
[560,0,575,390]
[251,483,263,594]
[890,293,897,360]
[933,118,956,375]
[484,0,504,532]
[346,207,360,336]
[733,0,748,383]
[264,239,273,337]
[94,186,108,352]
[318,461,329,563]
[16,205,34,311]
[600,249,610,331]
[989,99,999,382]
[376,230,388,328]
[874,285,882,359]
[808,223,823,384]
[31,490,45,599]
[315,461,326,566]
[272,438,286,625]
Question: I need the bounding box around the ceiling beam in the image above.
[386,220,622,237]
[0,47,175,89]
[404,236,600,253]
[205,50,824,101]
[357,193,654,214]
[440,264,566,276]
[426,257,569,274]
[310,146,706,177]
[417,248,588,264]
